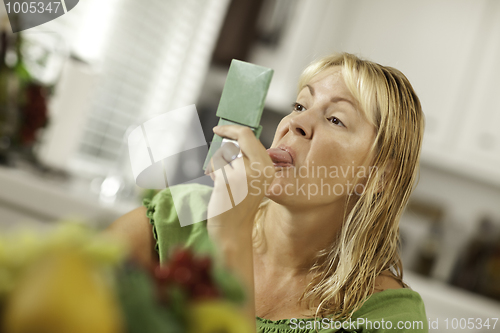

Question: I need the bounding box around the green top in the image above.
[143,184,428,333]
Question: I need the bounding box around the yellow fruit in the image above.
[187,300,254,333]
[2,251,123,333]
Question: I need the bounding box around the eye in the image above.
[327,116,345,127]
[291,102,306,112]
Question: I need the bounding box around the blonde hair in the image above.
[253,52,424,321]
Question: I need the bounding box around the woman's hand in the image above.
[205,125,275,238]
[204,124,274,325]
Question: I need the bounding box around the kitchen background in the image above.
[1,0,499,331]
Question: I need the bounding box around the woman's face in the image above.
[266,67,377,208]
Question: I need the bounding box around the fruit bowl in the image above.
[0,223,253,333]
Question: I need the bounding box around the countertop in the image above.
[0,164,139,231]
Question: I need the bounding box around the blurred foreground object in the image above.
[187,300,254,333]
[117,247,251,333]
[3,251,123,333]
[0,223,126,333]
[0,224,253,332]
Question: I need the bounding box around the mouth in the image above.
[266,145,295,167]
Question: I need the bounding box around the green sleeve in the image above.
[345,288,428,333]
[257,289,427,333]
[142,183,215,263]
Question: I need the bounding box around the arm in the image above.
[103,206,159,270]
[205,125,275,327]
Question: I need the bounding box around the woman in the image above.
[107,53,427,332]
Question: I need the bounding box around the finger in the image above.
[205,156,213,175]
[213,125,266,162]
[211,143,240,172]
[208,157,216,180]
[204,140,240,175]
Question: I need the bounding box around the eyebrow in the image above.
[306,84,315,96]
[305,84,357,111]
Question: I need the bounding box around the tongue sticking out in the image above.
[267,148,293,165]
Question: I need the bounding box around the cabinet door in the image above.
[312,0,488,154]
[453,1,500,186]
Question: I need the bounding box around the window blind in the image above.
[72,0,230,177]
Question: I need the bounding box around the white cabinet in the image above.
[452,1,500,185]
[250,0,500,187]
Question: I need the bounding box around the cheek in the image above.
[314,142,368,182]
[335,134,371,163]
[318,139,351,166]
[335,144,374,186]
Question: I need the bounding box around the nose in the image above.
[288,112,313,139]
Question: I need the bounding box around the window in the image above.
[36,0,230,182]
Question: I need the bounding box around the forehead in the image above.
[299,66,376,126]
[309,66,343,83]
[299,67,356,104]
[301,67,351,97]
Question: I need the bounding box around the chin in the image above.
[264,182,290,200]
[264,180,305,206]
[264,192,295,207]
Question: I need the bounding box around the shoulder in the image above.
[146,183,213,206]
[373,271,405,292]
[146,183,213,213]
[104,184,214,268]
[350,288,428,332]
[144,183,215,260]
[144,183,213,227]
[104,205,156,269]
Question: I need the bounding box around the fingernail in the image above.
[213,126,220,131]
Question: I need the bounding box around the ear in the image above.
[376,159,394,193]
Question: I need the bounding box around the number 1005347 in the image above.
[5,2,62,14]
